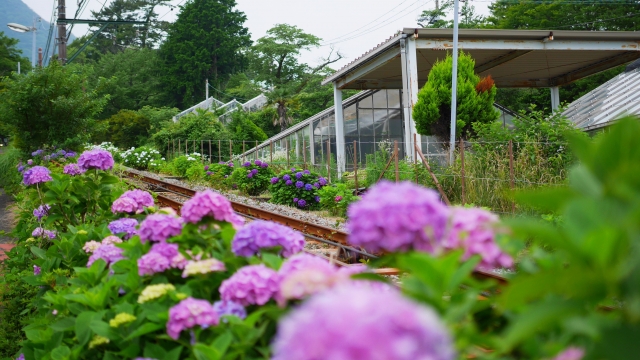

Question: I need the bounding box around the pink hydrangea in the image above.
[63,163,85,176]
[272,285,455,360]
[278,253,337,279]
[166,297,219,340]
[108,218,138,239]
[101,235,123,245]
[181,190,244,228]
[77,149,114,170]
[232,220,304,258]
[446,207,512,269]
[552,347,585,360]
[111,190,154,214]
[138,214,184,243]
[219,264,280,306]
[346,181,450,253]
[137,243,182,276]
[111,196,139,214]
[22,166,52,186]
[87,244,124,267]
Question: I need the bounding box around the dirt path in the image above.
[0,147,17,260]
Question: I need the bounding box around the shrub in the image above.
[96,110,151,149]
[317,183,359,217]
[270,167,327,209]
[120,146,164,170]
[0,147,24,194]
[151,109,230,153]
[229,160,274,196]
[185,162,205,181]
[87,142,122,161]
[170,153,202,177]
[364,141,415,186]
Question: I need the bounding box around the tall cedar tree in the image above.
[159,0,251,109]
[412,52,498,141]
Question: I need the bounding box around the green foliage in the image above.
[417,0,487,28]
[97,110,150,149]
[317,183,358,217]
[229,160,275,196]
[364,141,415,186]
[0,62,108,152]
[120,146,164,171]
[170,154,202,177]
[159,0,251,108]
[185,161,205,181]
[204,162,234,190]
[269,168,324,209]
[226,110,268,152]
[224,73,263,102]
[151,110,230,154]
[0,146,24,194]
[413,52,499,141]
[0,30,30,78]
[244,107,280,138]
[137,106,180,138]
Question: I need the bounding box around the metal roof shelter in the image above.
[321,28,640,176]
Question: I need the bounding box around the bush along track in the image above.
[4,119,640,359]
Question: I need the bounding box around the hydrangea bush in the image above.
[170,153,202,177]
[120,146,164,170]
[228,159,274,196]
[269,167,327,209]
[317,182,359,217]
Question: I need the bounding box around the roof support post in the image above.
[550,86,560,111]
[401,36,419,161]
[309,122,315,166]
[333,83,346,178]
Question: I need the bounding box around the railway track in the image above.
[121,170,508,284]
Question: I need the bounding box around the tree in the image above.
[96,109,150,149]
[412,52,499,141]
[0,62,108,152]
[90,48,164,118]
[250,24,343,131]
[418,1,487,28]
[159,0,251,109]
[0,31,30,78]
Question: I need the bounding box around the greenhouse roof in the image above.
[322,28,640,89]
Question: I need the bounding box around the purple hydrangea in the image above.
[204,165,209,171]
[318,177,327,186]
[112,190,154,214]
[254,160,262,166]
[138,214,183,243]
[247,172,254,179]
[295,181,304,188]
[251,169,258,174]
[43,155,51,161]
[282,174,291,181]
[58,150,67,156]
[303,170,310,175]
[87,244,125,267]
[16,354,25,360]
[32,227,56,239]
[295,172,303,179]
[50,153,58,159]
[17,165,25,172]
[304,184,313,191]
[108,218,138,239]
[271,177,280,184]
[285,180,293,186]
[181,190,244,229]
[346,181,449,253]
[167,297,219,340]
[446,207,512,269]
[219,264,280,306]
[315,196,320,202]
[206,171,212,176]
[271,285,455,360]
[232,220,305,258]
[22,166,52,186]
[27,159,33,165]
[123,189,154,209]
[63,163,85,176]
[65,151,76,158]
[77,149,114,170]
[138,243,182,276]
[242,161,251,167]
[32,150,43,156]
[297,199,307,208]
[335,196,343,202]
[552,347,585,360]
[260,162,268,168]
[111,197,139,214]
[291,168,296,172]
[213,300,247,322]
[293,198,298,203]
[33,204,51,221]
[278,253,336,279]
[33,265,41,275]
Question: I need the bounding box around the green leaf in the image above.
[50,317,76,332]
[31,246,47,259]
[261,252,283,270]
[210,331,232,356]
[124,322,164,340]
[193,343,222,360]
[50,345,71,360]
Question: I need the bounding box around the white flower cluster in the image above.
[121,147,164,170]
[87,142,120,154]
[185,152,202,161]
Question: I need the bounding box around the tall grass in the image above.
[0,147,23,194]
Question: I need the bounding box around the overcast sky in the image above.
[20,0,494,68]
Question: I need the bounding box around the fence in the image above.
[162,137,572,215]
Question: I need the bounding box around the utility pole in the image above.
[57,0,67,64]
[205,79,209,100]
[449,0,460,164]
[38,48,43,67]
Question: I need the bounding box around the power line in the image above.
[43,0,58,65]
[555,11,640,28]
[158,0,188,20]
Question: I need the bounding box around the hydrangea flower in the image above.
[291,168,296,172]
[138,214,184,243]
[347,181,449,253]
[247,172,254,178]
[282,174,291,181]
[108,218,138,239]
[297,199,306,208]
[318,177,327,186]
[260,162,268,168]
[101,235,123,245]
[446,207,512,269]
[204,165,209,171]
[271,177,280,184]
[213,300,247,322]
[138,251,171,276]
[65,151,77,158]
[111,196,139,214]
[23,166,52,186]
[315,196,320,202]
[77,149,114,170]
[167,297,219,340]
[552,347,585,360]
[255,160,262,166]
[17,164,25,172]
[303,170,310,174]
[17,354,25,360]
[32,227,56,239]
[295,172,303,179]
[304,184,313,191]
[32,149,43,156]
[138,283,176,303]
[242,161,251,167]
[63,163,85,176]
[181,190,244,229]
[295,181,303,188]
[109,313,136,328]
[33,265,41,275]
[285,180,293,186]
[219,264,280,306]
[335,195,342,202]
[112,190,154,214]
[232,220,305,258]
[83,240,101,253]
[293,198,298,203]
[271,285,455,360]
[27,159,33,165]
[33,204,51,221]
[87,244,125,267]
[278,253,337,278]
[182,258,226,277]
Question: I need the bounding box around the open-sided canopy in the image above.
[322,28,640,89]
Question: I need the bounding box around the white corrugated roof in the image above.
[562,66,640,131]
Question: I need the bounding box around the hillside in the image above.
[0,0,75,64]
